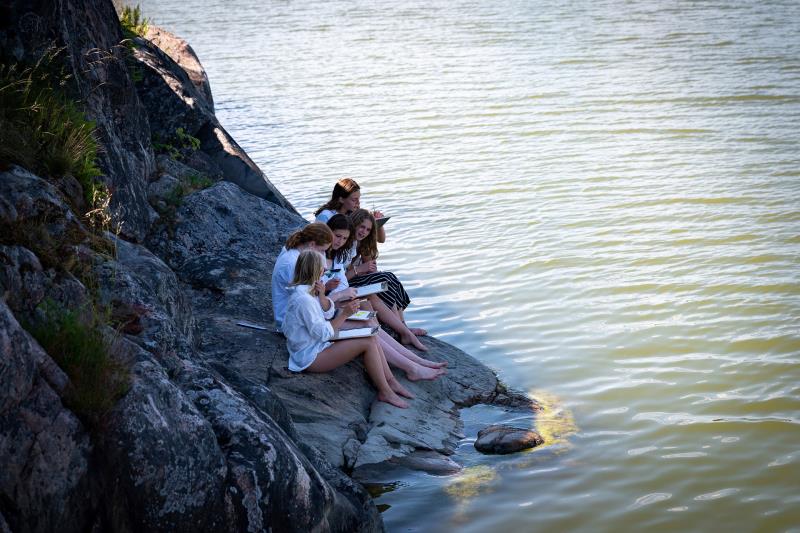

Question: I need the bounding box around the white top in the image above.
[323,256,350,294]
[314,209,338,223]
[281,285,336,371]
[271,247,300,328]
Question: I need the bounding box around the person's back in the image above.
[271,247,300,328]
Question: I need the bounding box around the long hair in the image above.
[314,178,360,216]
[349,208,379,260]
[285,223,333,250]
[292,250,326,291]
[326,214,355,264]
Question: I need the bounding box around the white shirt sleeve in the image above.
[315,210,335,223]
[321,296,336,319]
[297,293,334,341]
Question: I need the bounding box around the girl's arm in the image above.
[374,210,386,243]
[329,299,360,333]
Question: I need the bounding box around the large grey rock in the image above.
[131,34,294,212]
[0,166,93,316]
[97,341,229,533]
[132,35,212,146]
[154,181,535,480]
[0,300,93,533]
[0,0,157,241]
[196,122,295,212]
[103,210,382,532]
[145,25,215,112]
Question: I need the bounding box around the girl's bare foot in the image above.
[406,366,446,381]
[378,390,409,408]
[408,327,427,336]
[420,359,448,369]
[389,379,415,399]
[401,334,428,352]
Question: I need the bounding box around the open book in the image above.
[376,216,390,228]
[332,326,379,340]
[353,281,388,298]
[348,310,377,321]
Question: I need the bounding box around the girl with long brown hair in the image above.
[314,178,386,242]
[324,215,445,375]
[346,209,429,350]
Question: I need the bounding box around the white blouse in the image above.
[271,247,300,328]
[322,256,350,295]
[281,285,336,372]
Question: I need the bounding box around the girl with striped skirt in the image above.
[346,209,429,347]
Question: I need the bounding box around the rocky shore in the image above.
[0,1,537,531]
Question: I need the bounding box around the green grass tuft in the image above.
[27,300,130,425]
[0,51,103,207]
[119,4,150,39]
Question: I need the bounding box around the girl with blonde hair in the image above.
[282,250,411,408]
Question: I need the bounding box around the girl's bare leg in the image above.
[368,295,428,351]
[379,335,445,381]
[308,338,408,408]
[397,306,428,336]
[375,342,415,398]
[378,329,447,370]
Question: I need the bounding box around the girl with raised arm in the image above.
[314,178,386,243]
[282,250,410,408]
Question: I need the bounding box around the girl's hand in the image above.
[364,259,378,273]
[341,299,360,317]
[331,288,357,302]
[312,280,325,297]
[325,279,340,291]
[373,209,384,219]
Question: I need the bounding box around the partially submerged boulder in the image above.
[474,425,544,455]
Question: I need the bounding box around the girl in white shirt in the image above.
[282,250,411,408]
[272,223,358,329]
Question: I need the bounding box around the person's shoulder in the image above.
[315,210,335,223]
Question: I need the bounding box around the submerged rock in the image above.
[474,425,544,455]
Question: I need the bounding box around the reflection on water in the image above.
[139,0,800,530]
[530,389,578,449]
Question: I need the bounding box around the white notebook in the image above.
[332,326,379,340]
[354,281,388,297]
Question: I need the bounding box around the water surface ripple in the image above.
[140,0,800,530]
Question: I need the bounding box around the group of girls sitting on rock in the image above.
[271,178,444,408]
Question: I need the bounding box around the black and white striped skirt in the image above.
[349,271,411,310]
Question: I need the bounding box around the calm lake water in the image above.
[138,0,800,530]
